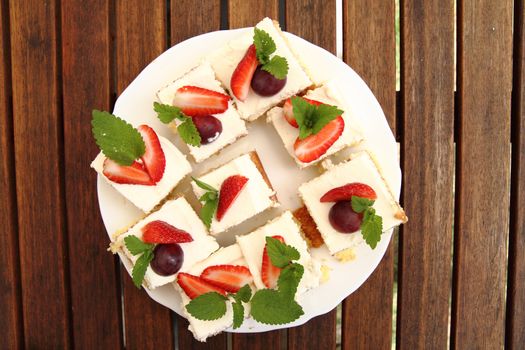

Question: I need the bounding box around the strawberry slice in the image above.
[102,158,154,185]
[137,125,165,183]
[320,183,377,203]
[216,175,249,221]
[293,116,345,163]
[141,220,193,244]
[283,97,323,128]
[172,86,230,117]
[200,265,253,293]
[261,235,285,288]
[230,44,258,101]
[177,273,228,299]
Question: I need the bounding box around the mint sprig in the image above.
[291,97,344,140]
[124,235,155,288]
[265,236,300,268]
[153,102,201,147]
[351,196,384,249]
[253,28,288,79]
[192,177,218,229]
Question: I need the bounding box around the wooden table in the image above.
[1,0,523,349]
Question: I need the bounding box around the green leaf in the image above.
[253,28,276,64]
[192,177,218,192]
[178,119,201,147]
[186,292,228,321]
[200,197,218,229]
[124,235,154,255]
[265,236,300,268]
[277,263,304,299]
[291,98,344,140]
[91,110,145,165]
[261,55,289,79]
[234,284,252,303]
[199,191,217,202]
[153,102,186,124]
[250,289,304,325]
[361,208,383,249]
[311,104,343,134]
[351,196,375,213]
[131,249,154,288]
[232,301,244,329]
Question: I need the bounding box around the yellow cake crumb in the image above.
[334,248,356,262]
[320,265,331,283]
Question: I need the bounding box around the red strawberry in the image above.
[141,220,193,244]
[172,86,230,117]
[293,116,345,163]
[216,175,249,221]
[137,125,165,183]
[261,235,285,288]
[102,158,154,185]
[320,183,377,203]
[230,44,258,101]
[200,265,253,293]
[177,273,228,299]
[283,97,323,128]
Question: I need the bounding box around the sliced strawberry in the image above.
[230,44,258,101]
[141,220,193,244]
[216,175,249,221]
[137,125,165,183]
[172,86,230,117]
[283,97,323,128]
[293,116,345,163]
[320,183,377,203]
[177,273,228,299]
[261,235,285,288]
[102,158,154,185]
[200,265,253,293]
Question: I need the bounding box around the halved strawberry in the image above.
[320,183,377,203]
[137,125,165,183]
[177,273,228,300]
[261,235,285,288]
[230,44,258,101]
[216,175,249,221]
[283,97,323,128]
[102,158,154,185]
[172,86,230,117]
[293,116,345,163]
[200,265,253,293]
[141,220,193,244]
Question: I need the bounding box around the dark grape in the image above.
[251,66,287,97]
[150,243,184,276]
[192,115,222,144]
[328,201,363,233]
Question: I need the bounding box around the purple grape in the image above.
[192,115,223,144]
[150,243,184,276]
[251,66,287,97]
[328,201,363,233]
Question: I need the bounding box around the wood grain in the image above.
[9,0,71,347]
[288,312,336,350]
[60,0,123,348]
[341,1,396,349]
[396,1,455,348]
[232,332,283,350]
[115,1,174,348]
[228,0,279,29]
[0,0,22,348]
[177,317,227,349]
[506,0,525,347]
[453,0,513,348]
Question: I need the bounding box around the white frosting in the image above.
[191,153,278,235]
[236,211,321,296]
[298,152,404,254]
[207,17,312,121]
[117,198,219,289]
[267,82,363,168]
[91,136,192,213]
[157,63,248,162]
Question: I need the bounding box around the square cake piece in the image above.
[298,151,407,256]
[236,211,321,297]
[114,197,219,289]
[267,81,363,168]
[207,17,313,121]
[157,63,248,163]
[191,151,279,235]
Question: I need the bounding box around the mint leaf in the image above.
[199,191,218,202]
[361,208,383,249]
[232,301,244,329]
[91,110,145,165]
[251,289,304,325]
[192,177,218,192]
[124,235,154,255]
[200,197,218,229]
[277,263,304,299]
[234,284,252,303]
[311,104,343,134]
[253,28,276,64]
[351,196,375,213]
[291,98,344,140]
[131,249,154,288]
[186,292,228,321]
[261,55,288,79]
[265,236,300,268]
[153,102,186,124]
[177,119,201,146]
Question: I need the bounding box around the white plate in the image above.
[97,28,400,333]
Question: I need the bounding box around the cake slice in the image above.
[267,81,363,168]
[191,151,279,235]
[207,17,313,121]
[298,151,407,257]
[156,63,248,162]
[113,197,219,289]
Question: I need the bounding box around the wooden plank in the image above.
[9,0,71,347]
[232,332,283,350]
[288,312,336,350]
[453,0,513,348]
[115,1,174,348]
[396,1,455,348]
[506,0,525,347]
[177,318,227,349]
[0,0,22,348]
[341,1,396,349]
[61,0,123,348]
